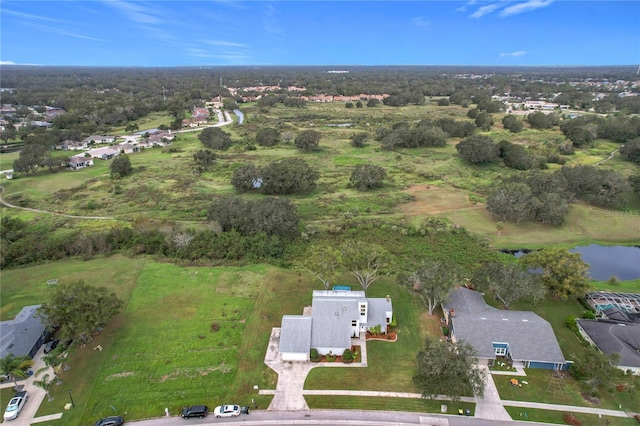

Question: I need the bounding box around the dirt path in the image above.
[0,186,118,220]
[595,148,619,165]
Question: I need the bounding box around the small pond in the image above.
[234,109,244,125]
[502,245,640,281]
[569,245,640,281]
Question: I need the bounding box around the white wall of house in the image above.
[281,352,309,362]
[315,346,349,357]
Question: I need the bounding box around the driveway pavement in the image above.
[0,346,64,425]
[473,366,512,421]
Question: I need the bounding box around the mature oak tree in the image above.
[350,164,386,191]
[340,240,392,295]
[413,338,486,401]
[399,260,459,315]
[473,262,546,309]
[520,248,591,300]
[109,155,133,179]
[296,244,342,290]
[256,127,280,147]
[38,280,123,343]
[294,130,321,152]
[198,127,232,150]
[456,135,500,164]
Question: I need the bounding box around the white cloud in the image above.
[2,9,63,23]
[499,51,527,57]
[0,61,17,65]
[412,16,430,27]
[104,0,162,25]
[470,3,500,18]
[205,40,247,48]
[500,0,554,17]
[263,4,284,36]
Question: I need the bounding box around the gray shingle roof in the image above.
[279,316,312,354]
[310,298,358,349]
[364,298,392,329]
[577,319,640,368]
[445,288,566,364]
[0,305,46,359]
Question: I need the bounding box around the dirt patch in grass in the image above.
[158,364,233,383]
[398,185,482,216]
[105,371,135,381]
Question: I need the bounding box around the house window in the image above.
[494,347,507,356]
[352,320,357,326]
[359,304,366,316]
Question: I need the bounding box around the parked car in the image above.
[43,339,59,354]
[3,391,28,421]
[94,416,124,426]
[181,405,208,419]
[213,404,241,418]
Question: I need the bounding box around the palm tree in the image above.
[36,350,64,384]
[33,374,55,401]
[0,354,34,388]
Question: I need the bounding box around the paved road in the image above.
[127,409,549,426]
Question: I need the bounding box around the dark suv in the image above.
[181,405,208,419]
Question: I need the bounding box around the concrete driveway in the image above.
[0,346,63,425]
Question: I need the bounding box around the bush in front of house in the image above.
[342,348,353,363]
[310,348,321,362]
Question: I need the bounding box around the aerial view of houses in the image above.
[1,1,640,425]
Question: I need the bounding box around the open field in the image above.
[1,101,638,247]
[0,151,18,171]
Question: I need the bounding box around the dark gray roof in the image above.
[0,305,46,359]
[445,288,566,364]
[577,319,640,368]
[279,316,312,354]
[310,298,358,349]
[443,286,488,315]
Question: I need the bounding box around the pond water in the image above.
[502,245,640,281]
[569,245,640,281]
[234,109,244,125]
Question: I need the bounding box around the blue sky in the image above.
[1,1,638,67]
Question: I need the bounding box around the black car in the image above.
[94,416,124,426]
[181,405,208,419]
[43,339,59,354]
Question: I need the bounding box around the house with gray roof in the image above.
[0,305,48,360]
[443,287,568,370]
[278,290,392,361]
[577,319,640,375]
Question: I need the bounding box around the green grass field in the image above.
[504,406,638,426]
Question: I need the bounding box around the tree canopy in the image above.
[398,260,459,315]
[473,262,546,309]
[340,240,392,294]
[413,338,486,401]
[294,130,321,152]
[350,164,387,191]
[255,127,280,147]
[198,127,233,150]
[38,280,124,343]
[456,135,500,164]
[110,155,133,179]
[520,248,591,300]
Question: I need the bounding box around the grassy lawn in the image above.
[437,202,640,248]
[504,406,638,426]
[0,151,18,170]
[495,369,640,412]
[306,395,475,416]
[2,258,337,424]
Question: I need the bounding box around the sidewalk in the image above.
[473,365,512,421]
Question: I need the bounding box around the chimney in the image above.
[386,295,390,302]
